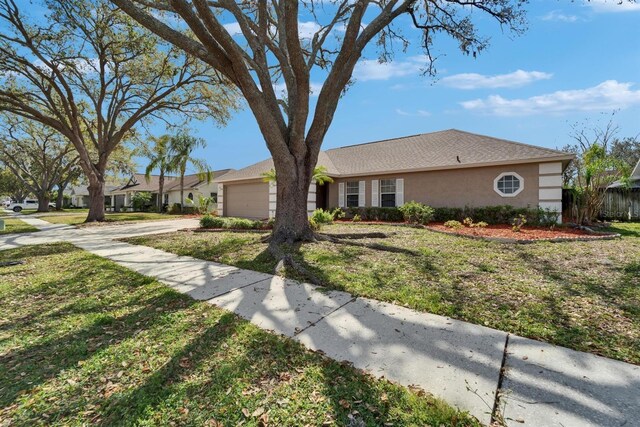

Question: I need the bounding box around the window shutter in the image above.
[358,181,365,207]
[396,178,404,206]
[371,179,379,207]
[338,182,345,208]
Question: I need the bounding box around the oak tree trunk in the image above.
[270,159,314,246]
[36,192,51,212]
[86,176,106,222]
[56,182,67,210]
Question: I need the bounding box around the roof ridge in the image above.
[324,132,428,151]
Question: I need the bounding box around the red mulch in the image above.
[426,223,615,241]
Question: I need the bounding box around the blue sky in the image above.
[149,0,640,174]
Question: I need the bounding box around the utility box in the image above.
[0,219,4,231]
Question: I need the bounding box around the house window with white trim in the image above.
[380,179,396,207]
[494,172,524,197]
[346,181,359,207]
[210,192,217,203]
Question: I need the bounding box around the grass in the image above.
[0,218,39,235]
[0,243,476,426]
[125,223,640,365]
[605,222,640,237]
[38,212,183,226]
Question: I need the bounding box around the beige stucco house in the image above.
[109,170,231,211]
[216,129,574,221]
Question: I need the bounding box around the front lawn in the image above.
[0,218,39,235]
[38,212,185,225]
[125,223,640,364]
[0,243,474,426]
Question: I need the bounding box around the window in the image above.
[187,192,194,201]
[210,192,218,203]
[380,179,396,207]
[494,172,524,197]
[163,193,169,204]
[346,181,359,207]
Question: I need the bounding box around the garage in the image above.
[224,181,269,219]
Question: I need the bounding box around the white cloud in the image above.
[396,108,431,117]
[588,0,640,12]
[353,55,426,81]
[541,10,579,22]
[441,70,552,90]
[460,80,640,116]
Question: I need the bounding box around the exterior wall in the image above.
[327,163,541,209]
[537,162,563,222]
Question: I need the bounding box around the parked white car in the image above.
[7,199,55,212]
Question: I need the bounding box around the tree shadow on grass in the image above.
[0,283,196,409]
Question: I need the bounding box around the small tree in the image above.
[565,119,632,224]
[131,191,152,212]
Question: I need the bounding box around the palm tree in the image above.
[261,165,334,185]
[169,133,212,212]
[144,135,172,212]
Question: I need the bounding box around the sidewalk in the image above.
[1,217,639,426]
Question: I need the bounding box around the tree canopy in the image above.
[0,0,238,221]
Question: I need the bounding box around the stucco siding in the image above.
[328,163,541,209]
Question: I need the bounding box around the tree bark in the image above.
[36,192,51,212]
[270,158,314,247]
[86,175,106,222]
[56,181,68,210]
[179,173,184,213]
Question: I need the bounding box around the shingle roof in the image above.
[111,169,232,193]
[217,129,574,182]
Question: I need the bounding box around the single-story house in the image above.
[68,184,119,208]
[109,170,231,211]
[216,129,575,221]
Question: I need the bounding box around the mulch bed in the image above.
[426,223,620,243]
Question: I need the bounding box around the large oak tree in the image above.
[0,0,238,221]
[0,116,79,212]
[110,0,528,248]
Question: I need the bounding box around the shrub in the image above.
[227,218,257,230]
[399,201,435,225]
[473,221,488,228]
[345,207,403,222]
[444,220,463,229]
[200,215,225,228]
[463,217,474,227]
[331,207,346,220]
[168,203,182,214]
[512,214,527,232]
[311,208,334,225]
[352,214,362,222]
[433,205,558,226]
[309,218,320,231]
[131,192,152,212]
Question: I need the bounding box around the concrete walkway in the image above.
[1,217,638,426]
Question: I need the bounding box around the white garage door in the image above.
[224,182,269,219]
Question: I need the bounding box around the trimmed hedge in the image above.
[433,205,558,226]
[200,215,267,230]
[345,207,404,222]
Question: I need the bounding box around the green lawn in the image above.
[38,212,182,225]
[605,222,640,237]
[0,218,39,235]
[125,223,640,365]
[0,243,475,426]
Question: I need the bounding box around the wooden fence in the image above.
[600,189,640,220]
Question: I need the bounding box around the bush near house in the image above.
[200,215,266,230]
[311,208,334,225]
[433,205,558,226]
[131,192,152,212]
[345,207,404,222]
[399,201,435,225]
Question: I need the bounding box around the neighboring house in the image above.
[603,159,640,220]
[68,184,119,208]
[109,170,231,211]
[216,129,575,221]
